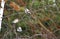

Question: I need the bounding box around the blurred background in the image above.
[0,0,60,39]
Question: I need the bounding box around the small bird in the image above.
[25,8,31,14]
[17,27,22,32]
[12,19,19,24]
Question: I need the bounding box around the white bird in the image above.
[12,19,19,23]
[25,8,31,14]
[17,27,22,32]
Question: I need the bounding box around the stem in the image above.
[0,0,5,31]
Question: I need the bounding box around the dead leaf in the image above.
[16,0,26,6]
[10,1,20,11]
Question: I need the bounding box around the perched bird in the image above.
[25,8,31,14]
[12,19,19,24]
[17,27,22,32]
